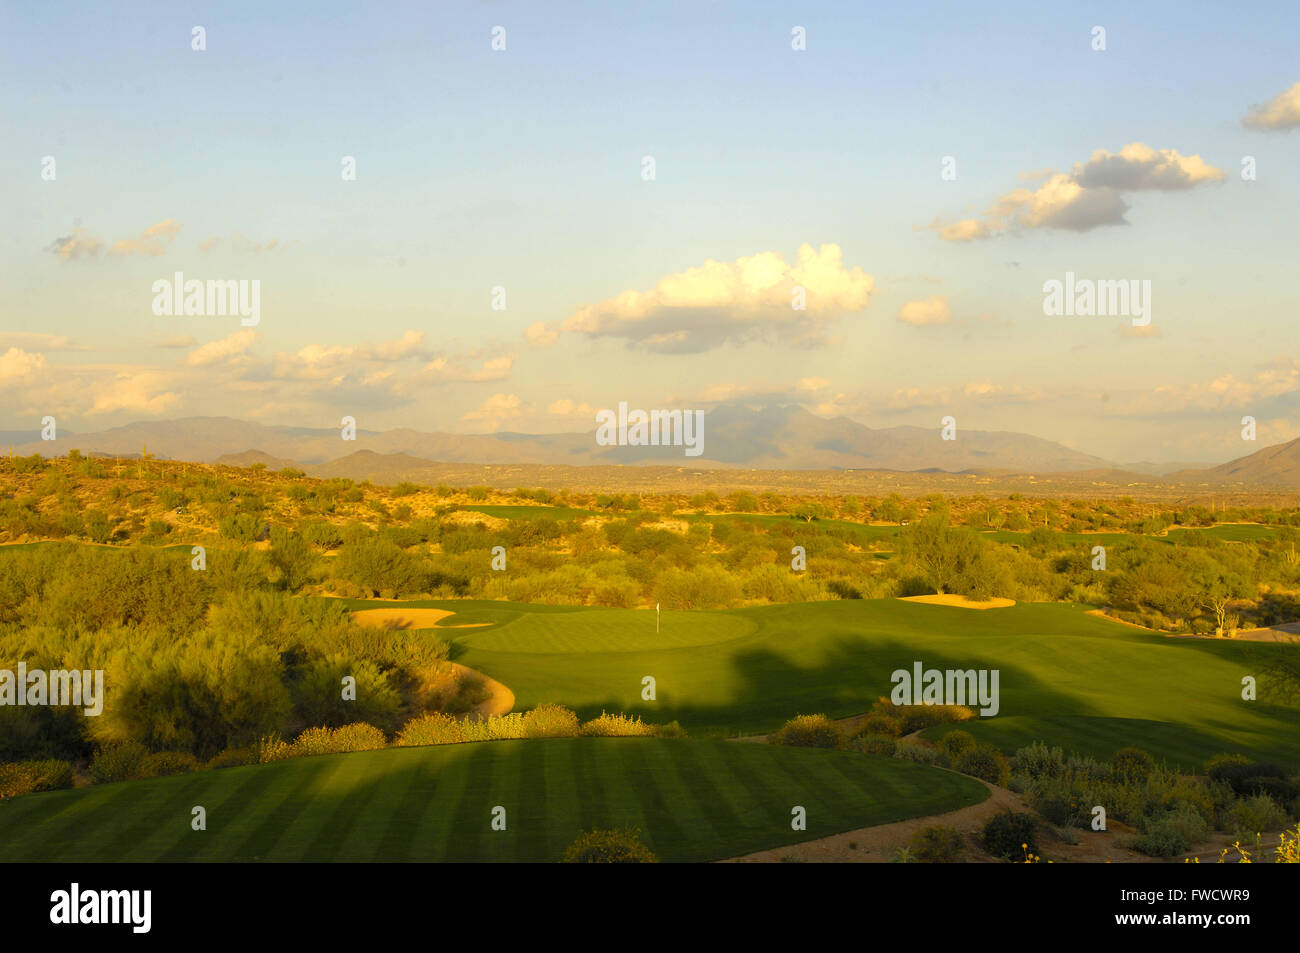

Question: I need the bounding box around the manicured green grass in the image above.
[0,739,987,862]
[422,598,1300,769]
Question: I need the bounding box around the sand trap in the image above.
[448,662,515,718]
[351,608,492,630]
[899,595,1016,609]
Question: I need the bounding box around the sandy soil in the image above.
[899,594,1016,609]
[447,662,516,718]
[350,607,492,630]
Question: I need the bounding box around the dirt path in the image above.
[723,776,1029,863]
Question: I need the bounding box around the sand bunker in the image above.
[448,662,515,718]
[899,595,1016,610]
[351,608,492,630]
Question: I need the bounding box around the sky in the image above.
[2,0,1298,464]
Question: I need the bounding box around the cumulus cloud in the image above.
[547,398,598,418]
[461,392,528,430]
[1105,358,1300,416]
[1242,82,1300,131]
[897,295,951,326]
[934,144,1226,240]
[410,354,514,386]
[187,330,261,367]
[0,348,49,385]
[524,321,559,348]
[270,331,432,380]
[559,243,874,353]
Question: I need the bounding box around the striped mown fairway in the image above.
[0,739,987,862]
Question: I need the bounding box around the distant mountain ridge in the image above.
[13,406,1121,474]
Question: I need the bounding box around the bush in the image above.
[140,751,199,778]
[1111,747,1155,782]
[856,713,900,737]
[655,720,688,739]
[1011,741,1066,782]
[981,811,1039,860]
[0,759,74,798]
[580,712,658,737]
[938,729,976,761]
[206,747,257,770]
[330,722,387,752]
[461,713,526,742]
[956,745,1011,786]
[849,735,898,757]
[768,714,843,749]
[1208,759,1289,795]
[561,828,658,863]
[90,743,149,784]
[395,712,464,747]
[894,742,950,769]
[909,825,964,863]
[521,704,580,739]
[1226,795,1289,838]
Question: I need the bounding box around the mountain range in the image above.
[6,405,1296,486]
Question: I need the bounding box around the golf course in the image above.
[0,738,987,862]
[330,596,1300,769]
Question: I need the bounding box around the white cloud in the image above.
[461,393,528,430]
[187,330,261,367]
[897,295,951,326]
[560,243,874,353]
[1243,82,1300,131]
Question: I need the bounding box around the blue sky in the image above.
[2,0,1298,462]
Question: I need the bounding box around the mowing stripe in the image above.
[612,740,689,860]
[94,773,211,862]
[218,757,339,861]
[375,748,445,862]
[153,760,290,862]
[438,744,498,862]
[567,738,613,833]
[513,737,549,862]
[262,753,385,862]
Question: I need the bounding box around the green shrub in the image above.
[206,747,257,770]
[395,712,464,747]
[981,811,1039,860]
[1011,741,1066,781]
[849,734,898,757]
[0,759,74,798]
[894,742,950,768]
[768,714,843,749]
[938,729,976,761]
[909,825,964,863]
[521,704,580,739]
[956,745,1011,786]
[580,712,657,737]
[330,722,387,752]
[561,828,658,863]
[291,726,337,757]
[1226,795,1289,838]
[90,743,149,784]
[655,720,688,739]
[856,713,901,737]
[140,751,199,778]
[1111,747,1155,782]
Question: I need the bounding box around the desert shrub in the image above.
[1011,741,1066,781]
[291,726,337,757]
[562,828,658,863]
[655,720,688,739]
[1226,795,1289,838]
[1208,759,1289,795]
[849,735,897,757]
[768,714,843,749]
[521,704,580,739]
[257,734,295,763]
[894,741,950,768]
[1161,779,1216,826]
[330,722,387,752]
[1203,752,1252,776]
[956,745,1011,787]
[140,751,199,778]
[1032,792,1089,828]
[0,759,74,797]
[461,713,526,742]
[206,747,257,770]
[1111,747,1155,782]
[856,713,901,737]
[90,742,149,784]
[396,712,465,747]
[580,712,657,737]
[981,811,1039,860]
[938,729,976,761]
[909,825,964,863]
